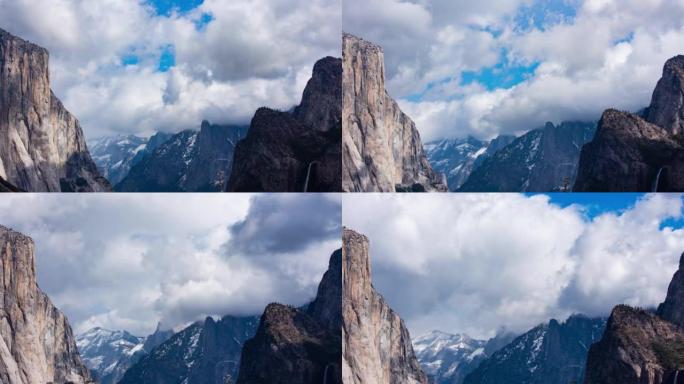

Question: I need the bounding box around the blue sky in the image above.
[540,193,684,229]
[120,1,209,72]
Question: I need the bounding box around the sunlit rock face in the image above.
[342,34,447,192]
[0,225,93,384]
[0,28,109,192]
[342,228,429,384]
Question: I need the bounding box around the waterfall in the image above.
[303,162,315,192]
[675,369,680,384]
[323,364,332,384]
[652,167,664,192]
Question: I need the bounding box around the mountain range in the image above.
[76,324,173,384]
[431,122,595,192]
[88,132,171,186]
[115,121,248,192]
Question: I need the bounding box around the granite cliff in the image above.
[0,28,109,192]
[342,228,428,384]
[342,34,446,192]
[0,225,92,383]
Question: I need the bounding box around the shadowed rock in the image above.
[227,57,342,192]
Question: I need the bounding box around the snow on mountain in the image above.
[425,135,514,191]
[463,315,606,384]
[88,132,172,185]
[76,325,173,384]
[413,331,488,384]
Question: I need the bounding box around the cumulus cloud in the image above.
[0,194,341,336]
[344,0,684,141]
[343,193,684,339]
[0,0,340,138]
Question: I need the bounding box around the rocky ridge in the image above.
[458,122,595,192]
[116,121,247,192]
[464,315,605,384]
[575,56,684,192]
[120,315,258,384]
[342,228,428,384]
[0,28,109,192]
[227,56,342,192]
[0,225,92,383]
[236,249,342,384]
[584,252,684,383]
[342,33,446,192]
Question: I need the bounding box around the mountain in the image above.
[458,122,596,192]
[342,33,447,192]
[342,228,428,384]
[425,135,515,191]
[76,328,144,383]
[116,121,248,192]
[0,225,92,383]
[0,28,110,192]
[76,324,172,384]
[120,315,259,384]
[463,315,606,384]
[584,252,684,384]
[88,132,172,185]
[227,56,342,192]
[413,331,488,384]
[575,56,684,192]
[236,249,342,384]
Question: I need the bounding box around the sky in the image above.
[343,0,684,141]
[343,193,684,339]
[0,0,341,139]
[0,194,341,336]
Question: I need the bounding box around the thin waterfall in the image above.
[675,369,679,384]
[323,363,332,384]
[652,167,664,192]
[303,162,315,192]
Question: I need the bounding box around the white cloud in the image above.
[0,194,341,336]
[344,0,684,141]
[343,193,684,339]
[0,0,340,139]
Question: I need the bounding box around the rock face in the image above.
[584,306,684,384]
[0,28,110,192]
[227,56,342,192]
[76,324,172,384]
[88,132,172,186]
[0,225,92,384]
[342,228,428,384]
[120,315,259,384]
[236,250,342,384]
[425,135,515,191]
[116,121,247,192]
[464,315,606,384]
[459,122,596,192]
[658,253,684,327]
[342,34,447,192]
[575,56,684,192]
[646,56,684,136]
[584,252,684,384]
